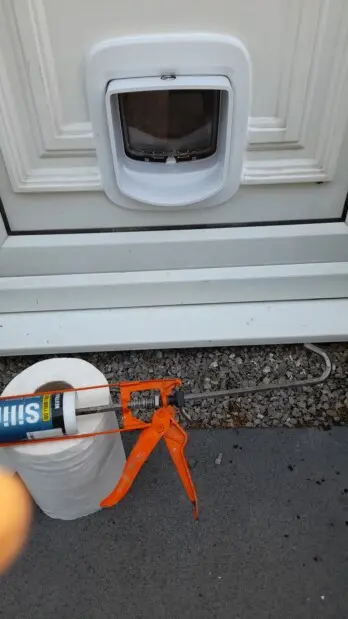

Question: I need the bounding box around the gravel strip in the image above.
[1,343,347,429]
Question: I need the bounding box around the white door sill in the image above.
[1,299,347,355]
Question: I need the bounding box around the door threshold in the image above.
[1,298,347,355]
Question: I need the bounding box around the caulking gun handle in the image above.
[100,424,163,508]
[163,418,198,520]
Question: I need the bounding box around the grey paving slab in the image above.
[1,428,348,619]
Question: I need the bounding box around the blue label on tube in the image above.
[0,395,53,442]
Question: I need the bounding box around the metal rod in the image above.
[77,403,122,415]
[182,344,331,403]
[76,344,331,415]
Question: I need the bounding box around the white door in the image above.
[1,0,348,232]
[1,0,348,353]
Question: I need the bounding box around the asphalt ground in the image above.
[1,427,347,619]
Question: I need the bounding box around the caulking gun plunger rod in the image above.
[76,344,332,417]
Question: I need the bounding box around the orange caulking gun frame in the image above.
[0,378,199,520]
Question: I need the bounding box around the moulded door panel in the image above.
[1,0,348,231]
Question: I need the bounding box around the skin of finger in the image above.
[0,470,32,574]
